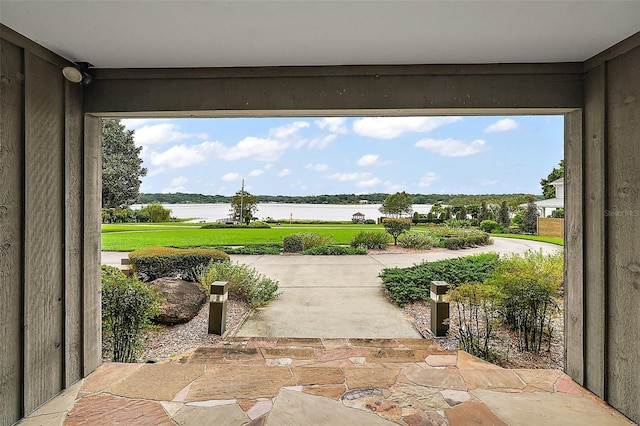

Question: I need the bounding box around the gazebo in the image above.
[352,212,366,223]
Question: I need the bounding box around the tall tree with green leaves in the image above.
[522,199,540,234]
[379,191,413,218]
[102,119,147,208]
[540,160,564,199]
[231,189,258,224]
[498,201,511,228]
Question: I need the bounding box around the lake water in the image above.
[131,203,433,222]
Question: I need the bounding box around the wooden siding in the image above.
[0,26,99,425]
[0,37,25,426]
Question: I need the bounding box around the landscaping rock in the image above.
[150,278,207,324]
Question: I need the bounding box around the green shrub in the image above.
[129,247,229,282]
[298,232,333,250]
[248,220,271,228]
[448,282,501,361]
[283,234,304,253]
[445,219,471,228]
[146,202,172,223]
[302,245,367,255]
[486,250,563,353]
[350,230,390,250]
[379,253,500,306]
[397,232,436,249]
[101,265,161,363]
[198,261,280,307]
[364,219,377,224]
[214,244,281,255]
[480,220,503,233]
[383,218,412,245]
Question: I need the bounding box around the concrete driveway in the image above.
[101,238,562,339]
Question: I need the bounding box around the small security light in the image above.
[62,62,93,85]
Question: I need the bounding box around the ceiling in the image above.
[2,1,640,68]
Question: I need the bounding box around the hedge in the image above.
[129,247,229,282]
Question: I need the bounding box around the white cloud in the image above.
[269,121,309,139]
[219,136,289,161]
[415,138,486,157]
[327,172,371,182]
[248,169,265,177]
[306,163,329,171]
[222,172,241,182]
[134,123,207,146]
[315,117,348,134]
[419,172,440,187]
[278,169,291,177]
[484,118,518,133]
[307,134,337,150]
[357,154,379,166]
[352,117,462,139]
[121,118,155,129]
[149,143,210,175]
[264,164,273,170]
[480,178,499,186]
[357,177,382,187]
[162,176,189,193]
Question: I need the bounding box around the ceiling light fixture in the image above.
[62,62,93,85]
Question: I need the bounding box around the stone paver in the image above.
[65,394,173,426]
[107,364,204,400]
[445,400,508,426]
[186,365,293,400]
[20,337,633,426]
[472,389,634,426]
[172,404,249,425]
[266,388,396,426]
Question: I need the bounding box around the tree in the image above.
[478,201,493,222]
[540,160,564,199]
[379,191,413,218]
[231,189,258,224]
[102,119,147,208]
[383,218,412,245]
[522,199,540,234]
[498,201,511,228]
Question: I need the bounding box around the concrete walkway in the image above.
[232,238,561,338]
[20,338,632,426]
[101,238,562,339]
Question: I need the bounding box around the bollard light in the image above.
[430,281,450,337]
[208,281,228,335]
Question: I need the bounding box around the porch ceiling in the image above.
[2,1,640,68]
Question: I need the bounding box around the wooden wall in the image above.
[0,26,101,425]
[566,34,640,423]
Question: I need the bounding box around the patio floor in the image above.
[19,338,632,426]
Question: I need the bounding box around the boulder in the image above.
[149,277,207,324]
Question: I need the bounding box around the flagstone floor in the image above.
[19,338,633,426]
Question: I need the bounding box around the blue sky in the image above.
[121,115,564,197]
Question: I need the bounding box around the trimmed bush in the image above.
[445,219,471,228]
[129,247,229,282]
[397,232,437,249]
[350,230,390,250]
[248,220,271,228]
[101,265,161,362]
[198,261,280,307]
[379,253,500,306]
[302,245,367,255]
[215,244,281,255]
[283,234,304,253]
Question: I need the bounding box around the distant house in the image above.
[523,178,564,217]
[352,212,365,223]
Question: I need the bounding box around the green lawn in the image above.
[492,233,564,246]
[101,223,383,251]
